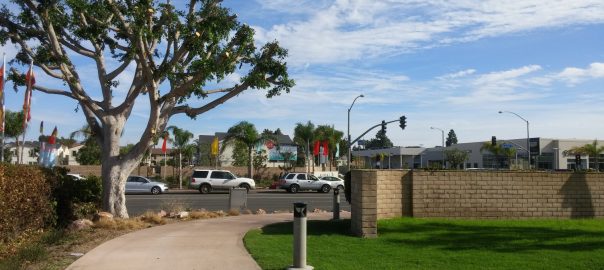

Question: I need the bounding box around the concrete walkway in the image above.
[67,212,349,270]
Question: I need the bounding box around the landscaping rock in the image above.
[157,210,167,218]
[313,208,327,213]
[93,212,114,222]
[68,219,93,230]
[255,209,267,215]
[177,211,189,219]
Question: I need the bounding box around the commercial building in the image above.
[352,138,603,171]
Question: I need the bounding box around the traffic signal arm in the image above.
[350,118,401,146]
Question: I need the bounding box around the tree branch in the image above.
[33,85,75,99]
[170,82,249,117]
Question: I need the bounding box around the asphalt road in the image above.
[125,190,351,216]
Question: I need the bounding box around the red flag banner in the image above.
[161,134,168,154]
[313,141,320,156]
[322,140,329,156]
[23,66,35,129]
[49,126,58,145]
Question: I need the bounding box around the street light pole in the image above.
[347,94,364,172]
[430,126,445,169]
[499,111,530,169]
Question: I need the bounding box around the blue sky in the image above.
[2,0,604,148]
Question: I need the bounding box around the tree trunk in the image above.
[248,146,254,178]
[100,118,143,218]
[14,137,20,164]
[179,151,182,189]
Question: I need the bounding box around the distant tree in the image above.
[232,141,249,167]
[446,129,458,147]
[76,138,102,165]
[444,148,469,169]
[167,126,194,189]
[293,121,315,173]
[313,125,344,170]
[273,128,283,135]
[365,126,393,149]
[563,140,604,171]
[3,110,25,163]
[262,129,273,135]
[480,142,516,169]
[224,121,273,178]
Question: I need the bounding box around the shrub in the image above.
[46,168,102,226]
[0,164,55,243]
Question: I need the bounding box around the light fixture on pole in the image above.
[499,110,530,169]
[430,126,445,169]
[347,94,364,172]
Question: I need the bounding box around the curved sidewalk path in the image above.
[67,212,349,270]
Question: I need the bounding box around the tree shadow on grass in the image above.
[381,221,604,253]
[260,219,353,236]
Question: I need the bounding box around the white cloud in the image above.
[437,69,476,80]
[253,0,604,67]
[556,62,604,85]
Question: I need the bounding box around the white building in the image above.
[352,138,603,171]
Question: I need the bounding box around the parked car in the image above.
[278,173,334,193]
[189,169,255,194]
[126,176,169,195]
[67,173,86,181]
[318,176,345,190]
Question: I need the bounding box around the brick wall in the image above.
[351,170,378,238]
[413,171,604,218]
[350,170,604,237]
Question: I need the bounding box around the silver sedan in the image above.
[126,176,169,195]
[319,176,345,190]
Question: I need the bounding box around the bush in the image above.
[46,168,102,226]
[0,164,55,243]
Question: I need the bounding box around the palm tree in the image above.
[480,142,515,169]
[313,125,343,170]
[223,121,272,178]
[564,140,604,171]
[293,121,315,174]
[4,110,25,163]
[167,126,194,189]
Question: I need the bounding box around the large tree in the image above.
[444,148,468,169]
[0,1,293,217]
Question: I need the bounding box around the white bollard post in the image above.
[288,202,313,270]
[333,188,340,220]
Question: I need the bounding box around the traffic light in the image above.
[491,136,497,146]
[399,115,407,130]
[575,154,581,166]
[381,120,387,132]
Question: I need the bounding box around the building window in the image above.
[72,151,77,156]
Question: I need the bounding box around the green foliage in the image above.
[232,141,249,166]
[446,129,458,147]
[45,168,102,226]
[563,140,604,171]
[75,138,101,165]
[224,121,274,177]
[0,164,55,243]
[365,128,394,149]
[444,148,469,169]
[480,142,516,169]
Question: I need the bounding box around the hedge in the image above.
[0,164,55,243]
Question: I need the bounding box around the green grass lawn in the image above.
[244,218,604,270]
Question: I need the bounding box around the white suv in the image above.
[189,169,255,194]
[278,173,333,193]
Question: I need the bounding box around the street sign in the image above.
[502,143,513,149]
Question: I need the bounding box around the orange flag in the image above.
[48,126,58,145]
[161,134,168,154]
[22,64,35,130]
